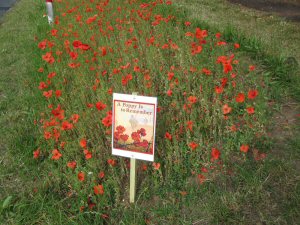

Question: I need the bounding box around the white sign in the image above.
[112,93,157,161]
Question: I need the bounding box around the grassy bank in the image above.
[0,0,49,223]
[0,0,299,224]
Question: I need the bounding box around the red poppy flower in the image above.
[95,101,107,111]
[222,104,232,115]
[191,45,203,55]
[71,114,79,123]
[43,90,53,98]
[201,167,208,173]
[69,51,78,60]
[211,148,221,160]
[234,43,240,49]
[87,197,96,209]
[86,15,97,24]
[84,149,92,160]
[215,86,223,94]
[100,46,107,56]
[215,33,221,39]
[235,93,245,103]
[165,132,172,141]
[33,149,40,159]
[94,184,104,195]
[153,162,160,170]
[107,159,116,166]
[72,40,82,48]
[202,68,212,75]
[248,90,258,99]
[246,106,255,114]
[217,41,226,46]
[167,72,174,81]
[51,149,62,160]
[221,77,228,88]
[42,52,55,64]
[61,121,73,130]
[78,171,85,182]
[44,131,51,140]
[198,174,206,183]
[51,105,64,120]
[68,62,81,68]
[185,32,194,37]
[38,82,47,90]
[79,138,87,148]
[185,21,191,26]
[55,90,62,98]
[249,65,256,71]
[38,39,47,50]
[186,120,193,131]
[167,89,172,96]
[188,96,197,104]
[240,144,249,153]
[195,27,207,40]
[102,112,112,127]
[98,171,105,179]
[189,142,198,150]
[67,161,77,169]
[141,164,148,171]
[52,129,60,142]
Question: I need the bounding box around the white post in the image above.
[46,0,54,24]
[129,158,136,203]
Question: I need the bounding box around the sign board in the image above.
[112,93,157,161]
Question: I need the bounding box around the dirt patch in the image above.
[271,101,299,142]
[228,0,300,22]
[269,100,300,168]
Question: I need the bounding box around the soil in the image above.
[228,0,300,22]
[270,100,300,163]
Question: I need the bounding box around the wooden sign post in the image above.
[112,93,157,203]
[130,92,137,203]
[130,157,136,203]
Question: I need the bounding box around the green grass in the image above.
[174,0,300,100]
[0,0,299,224]
[0,0,49,223]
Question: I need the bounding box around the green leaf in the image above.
[2,196,13,209]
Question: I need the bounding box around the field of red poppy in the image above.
[0,0,299,224]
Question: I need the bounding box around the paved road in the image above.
[0,0,18,18]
